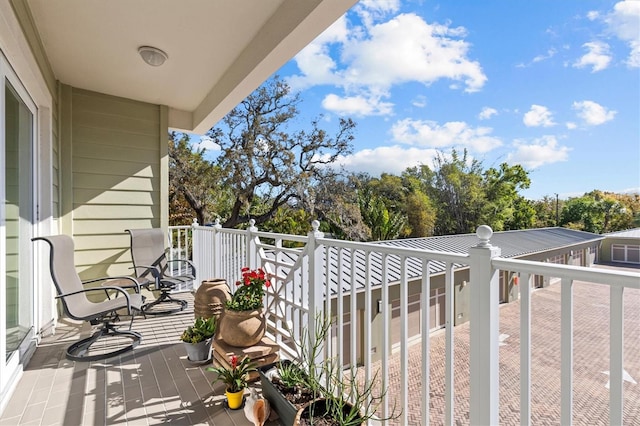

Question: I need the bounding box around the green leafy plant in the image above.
[290,314,400,425]
[225,267,271,311]
[207,355,256,393]
[179,316,217,344]
[277,361,306,388]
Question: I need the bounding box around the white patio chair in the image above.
[33,235,143,361]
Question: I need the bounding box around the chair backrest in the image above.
[32,235,94,320]
[126,228,168,280]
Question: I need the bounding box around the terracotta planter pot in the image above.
[218,308,266,347]
[194,279,231,319]
[225,388,245,410]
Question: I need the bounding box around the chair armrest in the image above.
[82,276,142,293]
[56,286,133,306]
[130,265,162,279]
[166,259,196,275]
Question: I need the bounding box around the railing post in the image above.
[307,220,324,356]
[212,218,222,278]
[247,219,258,269]
[469,225,501,425]
[191,218,200,289]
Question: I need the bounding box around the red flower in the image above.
[231,355,238,369]
[265,280,271,288]
[241,267,250,272]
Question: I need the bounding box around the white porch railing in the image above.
[189,221,640,425]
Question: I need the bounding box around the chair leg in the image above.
[141,291,188,315]
[66,322,142,362]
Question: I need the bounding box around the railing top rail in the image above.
[316,236,470,264]
[493,257,640,289]
[193,225,246,235]
[251,230,309,243]
[192,225,309,243]
[168,225,192,230]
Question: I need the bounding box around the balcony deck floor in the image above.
[0,293,281,426]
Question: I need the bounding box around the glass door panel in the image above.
[4,80,33,360]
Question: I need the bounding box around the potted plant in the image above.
[258,315,329,424]
[207,355,257,409]
[180,316,217,362]
[260,315,399,425]
[293,363,392,425]
[259,360,315,425]
[218,267,271,347]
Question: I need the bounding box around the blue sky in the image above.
[195,0,639,200]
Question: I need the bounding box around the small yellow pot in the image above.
[226,388,245,410]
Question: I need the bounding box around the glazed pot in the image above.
[225,388,245,410]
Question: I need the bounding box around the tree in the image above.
[357,188,407,241]
[168,132,232,225]
[428,149,485,235]
[561,190,638,233]
[481,163,532,230]
[304,172,370,241]
[533,195,563,228]
[207,76,355,228]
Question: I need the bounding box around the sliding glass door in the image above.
[1,53,36,378]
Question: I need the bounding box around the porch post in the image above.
[307,220,324,353]
[191,218,200,289]
[469,225,501,425]
[212,218,222,278]
[247,219,258,269]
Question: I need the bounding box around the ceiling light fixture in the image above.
[138,46,168,66]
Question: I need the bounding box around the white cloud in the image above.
[533,48,558,63]
[478,107,498,120]
[355,0,401,28]
[603,0,640,67]
[193,136,220,152]
[523,105,556,127]
[390,118,502,153]
[507,136,571,169]
[332,145,440,176]
[341,14,486,92]
[322,93,394,116]
[572,100,617,125]
[290,11,487,116]
[358,0,400,15]
[573,41,612,72]
[412,95,427,108]
[287,17,348,90]
[566,122,577,130]
[587,11,600,21]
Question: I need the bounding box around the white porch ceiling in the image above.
[26,0,357,133]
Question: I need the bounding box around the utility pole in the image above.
[555,193,559,227]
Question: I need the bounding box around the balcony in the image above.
[1,224,638,425]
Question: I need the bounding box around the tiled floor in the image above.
[1,264,638,425]
[374,264,640,425]
[0,294,281,426]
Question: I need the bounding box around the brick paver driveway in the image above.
[378,264,640,425]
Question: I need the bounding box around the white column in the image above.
[246,219,258,269]
[212,218,222,278]
[469,225,501,425]
[306,220,324,363]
